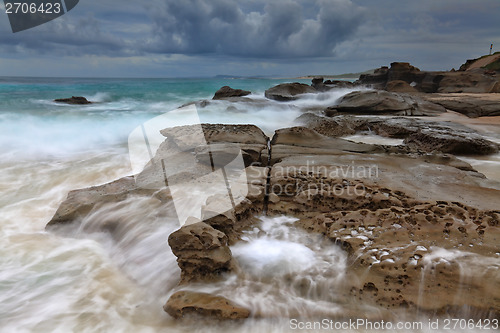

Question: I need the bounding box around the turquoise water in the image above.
[0,77,310,160]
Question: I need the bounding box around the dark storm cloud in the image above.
[0,0,367,59]
[144,0,367,58]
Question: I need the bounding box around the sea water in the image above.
[1,77,498,332]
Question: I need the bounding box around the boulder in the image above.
[213,86,251,100]
[264,83,316,101]
[328,90,445,116]
[168,222,235,283]
[164,291,250,319]
[54,96,92,104]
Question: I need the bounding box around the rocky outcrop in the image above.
[385,80,418,93]
[164,291,250,319]
[264,83,316,101]
[424,93,500,118]
[357,62,500,93]
[54,96,92,104]
[298,113,499,156]
[168,222,235,283]
[296,204,500,315]
[46,176,160,226]
[405,127,499,155]
[213,86,251,100]
[326,90,446,116]
[45,117,500,321]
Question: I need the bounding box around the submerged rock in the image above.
[54,96,92,104]
[213,86,251,100]
[264,83,316,101]
[164,291,250,319]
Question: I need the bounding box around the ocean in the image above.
[0,76,356,332]
[1,77,499,332]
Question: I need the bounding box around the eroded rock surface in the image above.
[264,83,316,101]
[168,222,235,283]
[326,90,445,116]
[164,291,250,319]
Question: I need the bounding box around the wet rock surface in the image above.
[164,291,250,319]
[46,86,500,321]
[168,222,235,283]
[212,86,251,100]
[264,82,316,101]
[326,90,446,116]
[54,96,92,104]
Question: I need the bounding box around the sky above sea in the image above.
[0,0,499,77]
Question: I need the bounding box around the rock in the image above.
[54,96,92,104]
[164,291,250,319]
[46,176,159,226]
[270,126,383,163]
[385,80,418,93]
[405,127,499,155]
[264,83,316,101]
[296,204,500,314]
[424,93,500,118]
[168,222,235,283]
[297,113,499,155]
[356,61,500,93]
[213,86,251,100]
[330,90,445,116]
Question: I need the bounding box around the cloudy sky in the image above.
[0,0,499,77]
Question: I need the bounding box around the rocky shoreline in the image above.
[46,61,500,321]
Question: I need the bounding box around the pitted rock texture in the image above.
[164,291,250,319]
[168,222,235,283]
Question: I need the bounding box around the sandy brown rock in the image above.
[46,176,161,226]
[385,80,418,93]
[424,93,500,118]
[296,204,500,315]
[168,222,235,283]
[164,291,250,319]
[328,90,445,116]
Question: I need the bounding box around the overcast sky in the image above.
[0,0,499,77]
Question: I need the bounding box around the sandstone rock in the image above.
[330,90,445,116]
[296,204,500,314]
[424,94,500,118]
[356,61,500,93]
[385,80,418,93]
[297,113,499,155]
[270,126,383,163]
[264,83,316,101]
[46,176,159,226]
[405,127,499,155]
[54,96,92,104]
[168,222,235,283]
[164,291,250,319]
[213,86,251,100]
